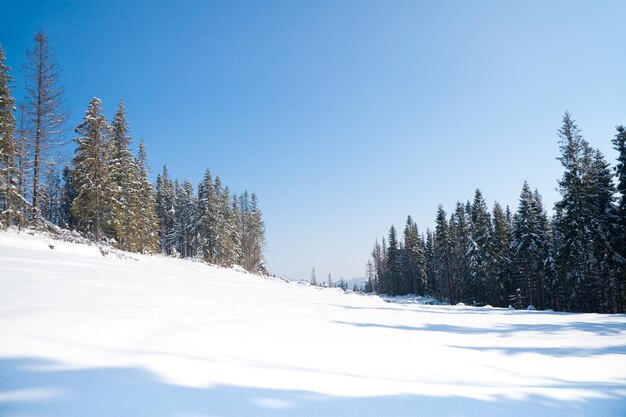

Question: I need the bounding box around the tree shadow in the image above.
[334,320,626,337]
[1,357,625,417]
[447,344,626,358]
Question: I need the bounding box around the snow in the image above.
[1,230,625,417]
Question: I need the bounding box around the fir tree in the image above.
[173,180,197,258]
[612,125,626,310]
[403,216,426,295]
[449,202,471,302]
[468,189,493,305]
[133,141,159,253]
[491,201,512,306]
[386,225,402,296]
[70,98,113,242]
[511,183,550,309]
[434,205,454,303]
[0,44,25,228]
[156,166,176,254]
[310,267,317,286]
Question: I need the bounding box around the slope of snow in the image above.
[1,230,625,417]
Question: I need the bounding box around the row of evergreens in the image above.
[366,113,626,314]
[0,33,266,272]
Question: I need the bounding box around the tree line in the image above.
[366,113,626,314]
[0,33,265,272]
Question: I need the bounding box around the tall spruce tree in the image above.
[156,166,176,254]
[70,98,113,241]
[612,126,626,310]
[133,141,159,253]
[511,183,549,309]
[554,112,613,311]
[173,179,197,258]
[403,216,426,296]
[491,201,512,306]
[386,225,402,296]
[434,205,454,303]
[449,202,471,302]
[468,189,493,305]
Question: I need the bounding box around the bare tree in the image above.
[23,31,68,219]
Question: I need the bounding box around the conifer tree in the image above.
[612,126,626,310]
[195,168,218,262]
[173,180,197,258]
[156,166,176,254]
[133,141,159,253]
[449,202,471,302]
[311,267,317,286]
[424,230,436,296]
[403,216,426,295]
[511,183,550,308]
[0,44,25,228]
[491,201,512,306]
[554,112,608,311]
[434,205,454,303]
[467,189,493,304]
[40,165,63,225]
[70,98,113,241]
[386,225,402,296]
[23,32,68,218]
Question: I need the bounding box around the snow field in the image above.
[0,230,625,417]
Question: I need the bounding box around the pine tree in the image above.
[133,141,159,253]
[70,97,113,242]
[467,189,493,305]
[403,216,426,296]
[386,225,402,296]
[554,112,607,312]
[491,201,512,306]
[173,179,197,258]
[511,182,550,309]
[195,168,218,262]
[365,260,375,293]
[249,193,266,272]
[434,205,454,303]
[424,229,436,296]
[156,166,176,254]
[449,202,471,302]
[612,125,626,310]
[23,32,68,218]
[0,44,25,228]
[59,165,77,229]
[311,267,317,286]
[40,165,63,225]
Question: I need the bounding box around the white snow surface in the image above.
[1,230,625,417]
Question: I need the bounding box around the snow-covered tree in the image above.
[0,44,26,228]
[70,98,113,241]
[156,166,176,254]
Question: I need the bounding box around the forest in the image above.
[0,33,266,273]
[365,114,626,313]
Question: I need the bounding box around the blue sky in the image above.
[2,0,625,280]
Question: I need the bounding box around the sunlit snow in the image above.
[1,230,625,416]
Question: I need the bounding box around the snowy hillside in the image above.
[1,230,625,417]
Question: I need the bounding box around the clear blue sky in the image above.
[2,0,625,280]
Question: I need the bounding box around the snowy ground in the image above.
[1,230,625,417]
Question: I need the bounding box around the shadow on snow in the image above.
[0,357,625,417]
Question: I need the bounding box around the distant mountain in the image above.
[345,277,367,290]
